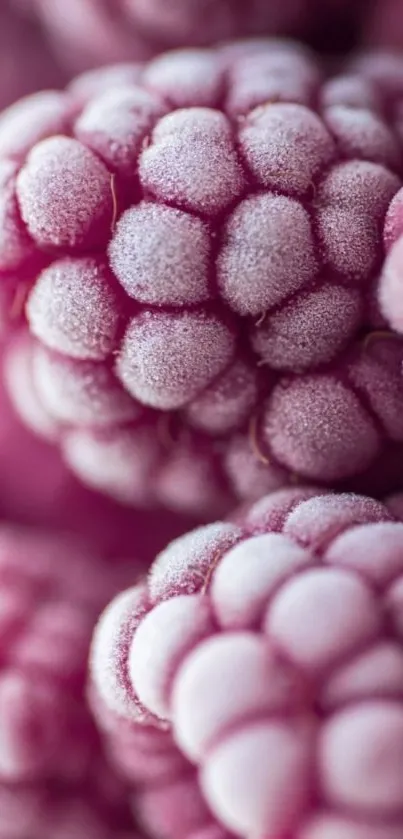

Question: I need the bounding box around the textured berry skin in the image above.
[90,488,403,839]
[0,523,141,838]
[2,42,403,515]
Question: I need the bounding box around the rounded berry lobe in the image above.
[109,203,211,307]
[27,257,122,360]
[325,522,403,588]
[211,533,313,629]
[282,492,391,550]
[32,346,139,428]
[264,568,381,673]
[347,336,403,441]
[262,375,381,481]
[325,106,401,170]
[250,283,363,372]
[2,42,403,514]
[319,702,403,813]
[129,594,214,720]
[3,333,59,441]
[16,136,113,251]
[321,641,403,709]
[0,91,72,163]
[315,160,400,282]
[217,192,317,317]
[90,584,149,721]
[139,107,245,216]
[239,102,335,196]
[116,309,236,410]
[68,63,144,106]
[63,426,160,506]
[0,159,35,274]
[142,49,225,108]
[75,85,167,176]
[185,359,259,435]
[379,238,403,332]
[224,43,321,115]
[201,719,313,836]
[172,632,302,760]
[148,522,242,604]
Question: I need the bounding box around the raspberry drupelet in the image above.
[2,41,403,516]
[0,523,142,837]
[90,488,403,839]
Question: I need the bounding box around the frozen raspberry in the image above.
[0,521,145,837]
[3,42,403,516]
[90,488,403,839]
[0,524,131,784]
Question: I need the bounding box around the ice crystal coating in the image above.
[27,257,122,360]
[2,41,403,514]
[0,526,125,784]
[91,489,403,839]
[109,203,211,306]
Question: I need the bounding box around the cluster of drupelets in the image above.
[2,1,403,838]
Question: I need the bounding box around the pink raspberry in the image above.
[2,41,403,516]
[0,522,143,836]
[0,525,131,784]
[90,488,403,839]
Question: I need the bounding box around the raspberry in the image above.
[2,41,403,515]
[0,522,143,837]
[90,488,403,839]
[0,525,124,783]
